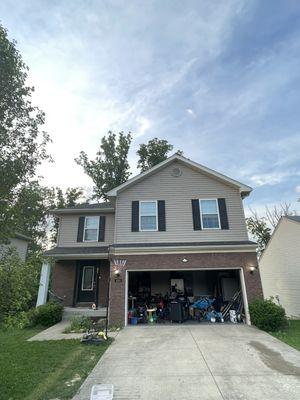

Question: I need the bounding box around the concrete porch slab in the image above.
[63,307,107,320]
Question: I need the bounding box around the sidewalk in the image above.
[28,320,119,341]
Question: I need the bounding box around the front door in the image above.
[77,261,99,303]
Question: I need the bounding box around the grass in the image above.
[271,320,300,351]
[0,328,111,400]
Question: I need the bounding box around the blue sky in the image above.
[1,0,300,214]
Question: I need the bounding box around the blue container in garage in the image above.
[131,317,138,325]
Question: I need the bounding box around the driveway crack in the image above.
[189,328,225,400]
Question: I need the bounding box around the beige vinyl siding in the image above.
[58,213,115,247]
[259,218,300,318]
[115,161,249,243]
[0,238,29,261]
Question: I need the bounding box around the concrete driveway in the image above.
[73,324,300,400]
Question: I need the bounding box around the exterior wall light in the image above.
[182,257,188,263]
[249,266,256,274]
[114,269,120,277]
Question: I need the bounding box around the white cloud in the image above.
[249,173,286,187]
[249,171,300,187]
[135,116,151,138]
[295,185,300,194]
[186,108,195,116]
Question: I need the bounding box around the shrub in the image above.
[249,298,287,332]
[2,311,32,330]
[32,302,64,327]
[64,316,93,333]
[0,248,42,315]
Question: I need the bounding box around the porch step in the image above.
[63,307,107,320]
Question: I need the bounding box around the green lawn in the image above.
[271,320,300,351]
[0,328,111,400]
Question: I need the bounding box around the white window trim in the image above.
[81,266,94,291]
[139,200,158,232]
[199,199,221,230]
[83,216,100,242]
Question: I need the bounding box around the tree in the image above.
[246,203,298,254]
[49,187,84,244]
[0,24,50,243]
[246,212,272,254]
[11,181,53,250]
[265,202,297,228]
[137,138,183,172]
[75,131,132,200]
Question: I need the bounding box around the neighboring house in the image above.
[44,154,263,326]
[0,233,31,261]
[259,216,300,318]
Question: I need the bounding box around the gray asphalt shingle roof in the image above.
[57,202,113,210]
[112,240,257,248]
[286,216,300,223]
[44,246,109,256]
[44,241,256,257]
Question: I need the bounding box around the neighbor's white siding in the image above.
[1,238,29,261]
[259,218,300,318]
[57,213,115,247]
[115,161,249,243]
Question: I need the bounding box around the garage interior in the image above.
[127,269,245,325]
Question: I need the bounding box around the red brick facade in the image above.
[51,260,109,307]
[108,251,263,326]
[52,260,76,306]
[51,251,263,326]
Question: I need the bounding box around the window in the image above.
[140,201,158,231]
[83,216,99,241]
[199,199,220,229]
[81,266,94,291]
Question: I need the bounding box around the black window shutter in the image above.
[131,201,139,232]
[98,216,106,241]
[77,216,85,242]
[218,198,229,230]
[157,200,166,231]
[191,199,202,230]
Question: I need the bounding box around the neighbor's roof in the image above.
[285,216,300,223]
[259,215,300,262]
[106,154,252,198]
[50,202,114,215]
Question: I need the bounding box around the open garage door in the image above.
[126,268,249,326]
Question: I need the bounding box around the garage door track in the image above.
[73,324,300,400]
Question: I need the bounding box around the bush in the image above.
[64,316,93,333]
[32,302,64,327]
[0,248,42,315]
[2,311,32,330]
[249,298,287,332]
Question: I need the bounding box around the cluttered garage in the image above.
[127,269,246,325]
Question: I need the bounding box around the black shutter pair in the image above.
[132,201,166,232]
[191,198,229,230]
[77,216,106,242]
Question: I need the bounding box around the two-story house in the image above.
[44,154,263,326]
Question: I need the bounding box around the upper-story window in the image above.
[84,216,99,241]
[199,199,220,229]
[140,201,158,231]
